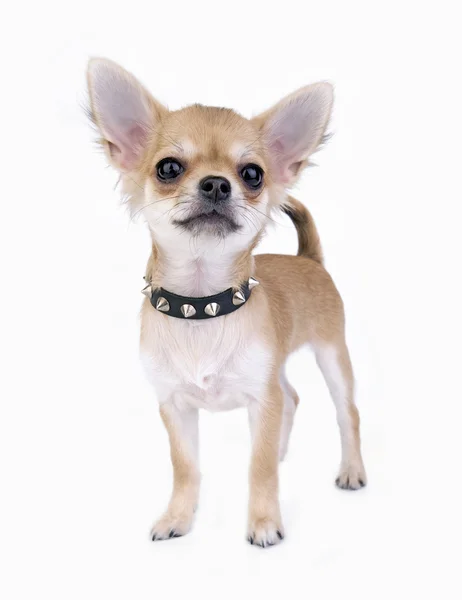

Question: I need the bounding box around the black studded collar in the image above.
[142,277,259,320]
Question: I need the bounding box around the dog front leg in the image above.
[151,402,200,541]
[247,378,284,547]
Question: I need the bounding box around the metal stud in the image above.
[141,284,152,298]
[248,276,259,290]
[204,302,220,317]
[181,304,196,318]
[155,297,170,312]
[232,290,246,306]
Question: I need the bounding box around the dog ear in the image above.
[87,58,166,171]
[252,83,333,186]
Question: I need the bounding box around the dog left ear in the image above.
[252,83,333,186]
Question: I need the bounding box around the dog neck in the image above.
[147,240,254,297]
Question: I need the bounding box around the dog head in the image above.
[87,59,333,255]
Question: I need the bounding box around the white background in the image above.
[1,1,461,598]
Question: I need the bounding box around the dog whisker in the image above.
[130,195,185,221]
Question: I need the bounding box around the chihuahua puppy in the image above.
[87,59,366,548]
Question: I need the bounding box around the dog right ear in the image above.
[87,58,167,171]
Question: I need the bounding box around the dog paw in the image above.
[247,518,285,548]
[335,463,367,490]
[150,512,193,541]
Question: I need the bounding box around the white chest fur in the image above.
[140,302,272,412]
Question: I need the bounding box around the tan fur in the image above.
[282,196,324,263]
[150,404,200,540]
[248,373,284,545]
[87,58,366,548]
[255,254,342,354]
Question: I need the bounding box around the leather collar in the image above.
[141,277,259,320]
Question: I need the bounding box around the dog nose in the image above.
[199,176,231,203]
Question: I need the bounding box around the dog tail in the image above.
[281,196,324,264]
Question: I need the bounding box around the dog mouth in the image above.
[172,209,241,234]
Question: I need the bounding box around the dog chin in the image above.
[173,210,241,237]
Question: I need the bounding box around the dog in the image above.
[86,58,366,548]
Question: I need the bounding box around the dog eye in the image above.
[240,164,263,189]
[156,158,184,181]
